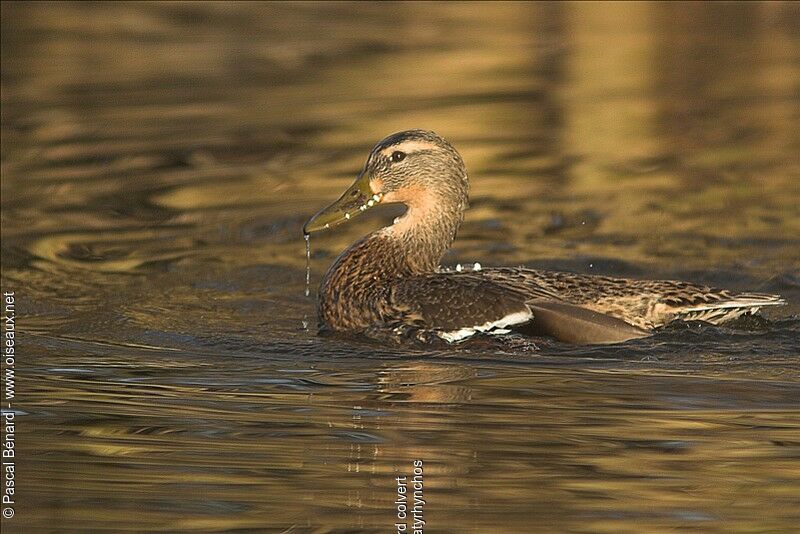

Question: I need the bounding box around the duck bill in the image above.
[303,172,383,235]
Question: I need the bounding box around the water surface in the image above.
[2,2,800,532]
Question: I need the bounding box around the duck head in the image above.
[303,130,469,237]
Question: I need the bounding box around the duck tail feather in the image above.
[679,293,786,313]
[673,292,786,324]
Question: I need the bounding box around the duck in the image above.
[302,129,786,344]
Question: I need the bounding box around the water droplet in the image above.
[304,234,311,297]
[303,234,312,332]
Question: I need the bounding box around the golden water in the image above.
[2,2,800,532]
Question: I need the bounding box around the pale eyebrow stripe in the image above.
[379,140,439,157]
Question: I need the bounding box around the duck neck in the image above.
[380,192,465,274]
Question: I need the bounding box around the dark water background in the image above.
[2,2,800,532]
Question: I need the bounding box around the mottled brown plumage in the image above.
[304,130,785,344]
[470,266,784,330]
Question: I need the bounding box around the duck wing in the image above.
[522,300,650,344]
[388,273,533,342]
[388,272,649,344]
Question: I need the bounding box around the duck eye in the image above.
[390,151,406,163]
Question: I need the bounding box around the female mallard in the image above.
[303,130,785,344]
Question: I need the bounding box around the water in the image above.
[303,233,311,330]
[1,2,800,532]
[304,234,312,299]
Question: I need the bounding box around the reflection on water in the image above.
[2,1,800,532]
